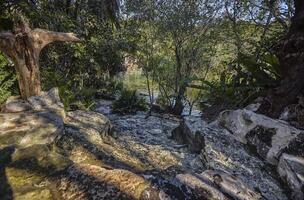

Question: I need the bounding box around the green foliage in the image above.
[112,89,147,114]
[200,52,281,108]
[200,80,261,108]
[0,0,290,113]
[0,54,17,104]
[58,86,97,111]
[1,0,127,109]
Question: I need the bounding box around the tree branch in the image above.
[266,0,289,30]
[0,31,16,59]
[32,28,82,50]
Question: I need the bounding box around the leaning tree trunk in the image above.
[0,18,81,99]
[258,0,304,118]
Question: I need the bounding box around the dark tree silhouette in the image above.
[258,0,304,117]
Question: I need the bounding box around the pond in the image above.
[122,69,202,116]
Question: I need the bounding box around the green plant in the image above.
[58,86,96,111]
[0,54,17,104]
[112,89,147,114]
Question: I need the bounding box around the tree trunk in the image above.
[15,58,41,99]
[172,41,185,115]
[258,0,304,118]
[0,18,81,99]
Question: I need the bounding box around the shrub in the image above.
[58,86,96,111]
[0,54,18,104]
[112,89,147,114]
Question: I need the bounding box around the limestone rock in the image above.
[1,88,65,118]
[27,88,65,118]
[277,154,304,200]
[177,170,261,200]
[91,108,202,173]
[172,116,206,153]
[0,111,63,148]
[218,109,303,165]
[59,163,158,200]
[176,173,229,200]
[1,96,32,113]
[283,132,304,157]
[200,170,262,200]
[173,116,288,200]
[245,126,277,160]
[11,145,72,172]
[65,110,113,137]
[0,146,63,200]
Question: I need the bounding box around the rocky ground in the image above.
[0,88,303,200]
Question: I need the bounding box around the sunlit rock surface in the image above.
[218,109,304,165]
[1,88,65,118]
[95,108,203,172]
[171,116,288,200]
[0,88,65,148]
[176,173,230,200]
[59,164,152,200]
[0,94,297,200]
[1,96,32,113]
[0,111,63,148]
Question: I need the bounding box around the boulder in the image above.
[65,110,113,138]
[0,111,63,148]
[1,96,32,113]
[1,88,65,118]
[172,116,206,153]
[58,110,120,169]
[27,88,65,118]
[177,170,261,200]
[277,154,304,200]
[218,109,304,165]
[173,116,288,200]
[245,126,277,160]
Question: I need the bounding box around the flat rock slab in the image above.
[59,163,163,200]
[92,109,203,173]
[0,145,70,200]
[0,111,63,147]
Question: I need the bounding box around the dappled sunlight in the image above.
[68,163,151,199]
[0,0,302,199]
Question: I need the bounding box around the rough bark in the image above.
[0,18,81,99]
[258,0,304,118]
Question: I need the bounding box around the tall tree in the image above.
[258,0,304,117]
[0,17,81,99]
